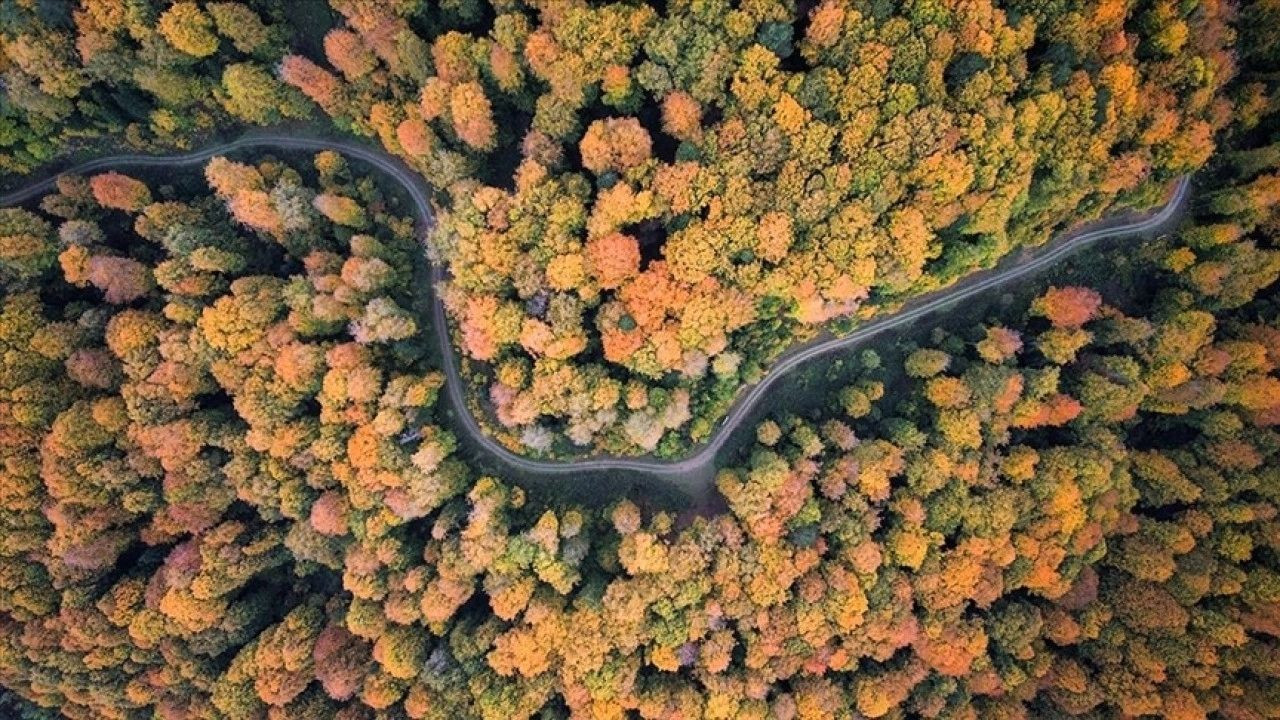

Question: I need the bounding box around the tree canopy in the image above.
[0,1,1279,718]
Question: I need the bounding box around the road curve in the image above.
[0,129,1191,488]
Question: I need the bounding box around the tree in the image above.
[324,29,378,81]
[1033,286,1103,329]
[449,82,496,151]
[905,349,951,377]
[585,232,641,289]
[661,90,701,142]
[976,326,1023,364]
[351,297,416,343]
[579,118,652,175]
[85,255,153,303]
[314,626,370,701]
[208,3,275,55]
[280,55,342,112]
[158,2,220,57]
[313,192,367,227]
[0,209,55,282]
[218,62,312,124]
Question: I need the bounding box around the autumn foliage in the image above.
[88,171,152,212]
[0,1,1279,719]
[1,136,1278,717]
[0,0,1248,456]
[259,0,1246,456]
[0,1,295,172]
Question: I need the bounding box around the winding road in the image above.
[0,129,1191,497]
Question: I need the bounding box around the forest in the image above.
[1,0,1242,456]
[0,0,1278,718]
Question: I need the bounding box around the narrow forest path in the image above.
[0,129,1191,500]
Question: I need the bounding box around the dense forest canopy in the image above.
[0,0,1278,719]
[1,0,1245,456]
[286,0,1237,457]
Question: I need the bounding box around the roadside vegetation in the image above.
[281,0,1236,457]
[4,0,1241,456]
